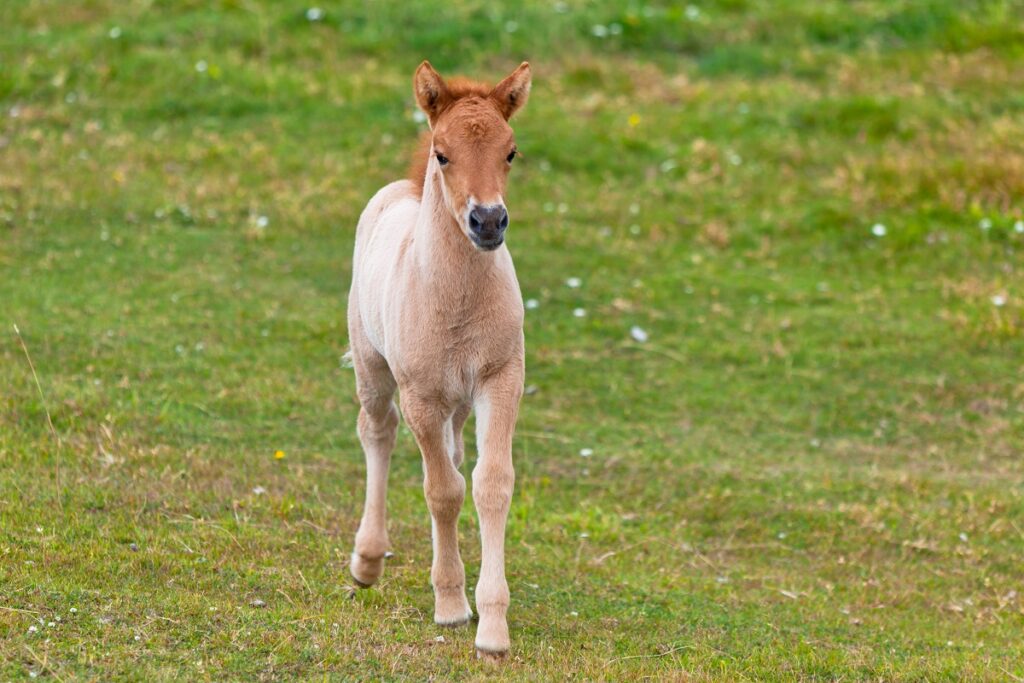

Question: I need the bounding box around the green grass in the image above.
[2,0,1023,679]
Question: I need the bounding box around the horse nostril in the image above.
[498,209,509,230]
[469,210,483,230]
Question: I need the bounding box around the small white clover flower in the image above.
[591,24,608,38]
[579,448,593,457]
[195,60,208,73]
[871,223,887,237]
[991,294,1006,307]
[109,26,122,39]
[525,298,539,310]
[565,277,581,288]
[630,326,649,343]
[306,7,325,21]
[979,218,992,231]
[573,307,586,318]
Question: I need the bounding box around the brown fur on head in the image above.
[408,62,531,250]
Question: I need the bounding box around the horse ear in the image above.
[490,62,531,120]
[414,61,450,127]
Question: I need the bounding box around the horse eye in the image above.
[436,153,449,166]
[506,150,516,163]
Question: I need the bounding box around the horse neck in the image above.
[413,171,496,298]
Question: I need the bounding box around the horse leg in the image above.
[349,336,399,588]
[448,402,471,468]
[402,392,472,626]
[471,366,522,659]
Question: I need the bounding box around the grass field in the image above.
[2,0,1024,679]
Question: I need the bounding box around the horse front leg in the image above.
[471,366,523,659]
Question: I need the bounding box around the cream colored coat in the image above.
[346,61,532,660]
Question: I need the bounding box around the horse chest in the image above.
[391,300,521,398]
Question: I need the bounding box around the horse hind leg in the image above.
[447,402,471,468]
[402,393,472,627]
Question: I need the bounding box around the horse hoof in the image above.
[475,646,509,663]
[435,611,473,627]
[349,552,384,588]
[350,574,373,589]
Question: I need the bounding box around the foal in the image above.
[346,61,531,659]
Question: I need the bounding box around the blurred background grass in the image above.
[1,0,1023,680]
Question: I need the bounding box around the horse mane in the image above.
[407,77,493,197]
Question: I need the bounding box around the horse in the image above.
[346,60,532,660]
